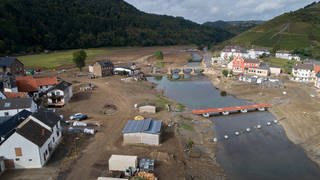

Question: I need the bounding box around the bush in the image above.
[154,51,164,60]
[220,91,227,96]
[222,69,229,77]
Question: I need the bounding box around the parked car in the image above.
[69,113,88,120]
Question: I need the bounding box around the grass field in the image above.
[262,57,291,67]
[18,48,116,69]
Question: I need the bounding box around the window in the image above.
[15,147,22,156]
[45,150,48,155]
[4,112,9,116]
[15,158,20,161]
[29,159,32,161]
[57,131,60,137]
[53,137,55,143]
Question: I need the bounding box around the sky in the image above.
[124,0,316,23]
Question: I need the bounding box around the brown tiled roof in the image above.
[35,77,58,86]
[4,92,28,98]
[16,76,58,92]
[16,120,51,147]
[16,76,38,92]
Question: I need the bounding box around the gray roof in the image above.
[47,81,72,92]
[122,119,162,134]
[16,120,51,147]
[0,98,34,110]
[96,60,114,68]
[31,109,61,128]
[222,46,247,53]
[0,110,31,139]
[0,57,22,67]
[258,63,269,70]
[294,63,314,70]
[244,59,260,64]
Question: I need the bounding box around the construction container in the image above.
[139,105,156,114]
[108,155,138,172]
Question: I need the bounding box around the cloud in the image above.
[124,0,315,23]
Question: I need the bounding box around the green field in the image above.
[18,48,114,69]
[262,57,296,73]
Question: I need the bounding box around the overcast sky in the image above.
[124,0,315,23]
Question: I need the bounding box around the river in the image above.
[148,76,320,180]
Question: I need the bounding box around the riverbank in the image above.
[207,71,320,167]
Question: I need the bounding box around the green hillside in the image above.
[203,20,264,35]
[230,2,320,58]
[0,0,232,55]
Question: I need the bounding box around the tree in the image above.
[73,50,87,71]
[222,69,229,77]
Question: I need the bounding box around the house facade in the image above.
[276,51,301,61]
[0,73,18,93]
[270,67,282,76]
[0,98,37,117]
[292,63,315,82]
[246,67,269,77]
[228,56,260,73]
[0,109,62,169]
[0,57,24,75]
[92,60,114,77]
[220,46,249,60]
[46,81,72,107]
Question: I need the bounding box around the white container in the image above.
[109,155,138,172]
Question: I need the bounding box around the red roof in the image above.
[35,77,58,86]
[4,92,28,98]
[16,76,58,92]
[314,65,320,74]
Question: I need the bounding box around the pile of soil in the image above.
[102,104,118,115]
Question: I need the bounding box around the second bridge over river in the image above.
[192,103,272,117]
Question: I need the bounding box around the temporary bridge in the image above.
[192,103,272,117]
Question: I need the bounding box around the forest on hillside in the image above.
[0,0,232,55]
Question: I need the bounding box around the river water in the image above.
[148,76,320,180]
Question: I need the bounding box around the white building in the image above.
[248,48,270,59]
[108,155,138,172]
[0,109,62,169]
[122,119,162,145]
[0,98,37,117]
[269,67,282,76]
[276,51,301,61]
[46,81,73,107]
[292,63,316,82]
[220,46,249,60]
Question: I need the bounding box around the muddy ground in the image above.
[2,46,224,180]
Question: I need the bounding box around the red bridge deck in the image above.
[192,103,272,115]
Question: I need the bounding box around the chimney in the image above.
[41,129,45,136]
